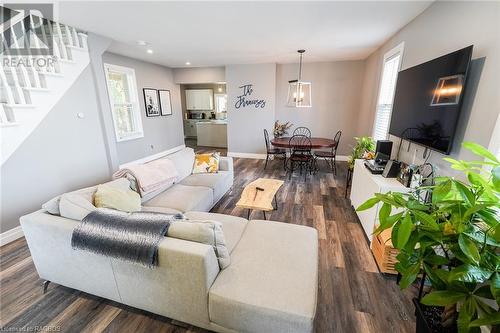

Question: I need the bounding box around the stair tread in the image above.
[4,104,36,108]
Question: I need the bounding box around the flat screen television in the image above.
[389,45,473,154]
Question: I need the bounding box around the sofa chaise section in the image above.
[208,220,319,333]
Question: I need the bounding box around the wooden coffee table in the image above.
[236,178,284,220]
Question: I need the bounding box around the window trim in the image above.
[372,42,405,141]
[488,112,500,159]
[103,63,144,143]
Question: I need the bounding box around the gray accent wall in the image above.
[226,64,276,155]
[357,1,500,176]
[101,53,185,165]
[276,61,366,156]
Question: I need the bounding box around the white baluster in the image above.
[71,27,80,48]
[64,24,74,47]
[79,33,88,49]
[0,103,9,124]
[27,16,41,50]
[38,16,49,51]
[54,22,68,59]
[9,68,27,104]
[0,70,16,105]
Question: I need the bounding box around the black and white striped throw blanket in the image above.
[71,208,184,267]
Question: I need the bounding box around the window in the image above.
[104,63,144,142]
[372,42,404,141]
[214,94,227,113]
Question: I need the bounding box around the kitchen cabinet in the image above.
[184,120,200,137]
[185,89,214,110]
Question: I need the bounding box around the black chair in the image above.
[314,130,342,174]
[288,135,314,180]
[264,129,287,170]
[292,126,311,137]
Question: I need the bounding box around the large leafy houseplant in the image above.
[348,136,375,170]
[357,142,500,332]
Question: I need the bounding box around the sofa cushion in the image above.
[184,212,248,253]
[164,147,195,181]
[143,184,213,213]
[94,184,141,212]
[141,206,182,215]
[169,219,230,269]
[59,179,132,221]
[208,220,318,333]
[180,171,232,204]
[192,152,220,174]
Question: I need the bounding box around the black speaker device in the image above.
[376,140,393,158]
[382,160,401,178]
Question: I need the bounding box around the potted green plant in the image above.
[348,136,375,170]
[357,142,499,333]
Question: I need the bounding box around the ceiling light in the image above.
[287,49,312,108]
[147,49,153,54]
[185,62,191,65]
[137,40,147,46]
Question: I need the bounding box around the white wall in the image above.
[1,66,111,233]
[102,53,185,165]
[276,61,365,155]
[358,1,500,175]
[173,66,225,84]
[226,63,276,155]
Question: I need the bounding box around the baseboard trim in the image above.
[227,153,349,161]
[227,152,267,160]
[119,144,186,169]
[0,226,24,246]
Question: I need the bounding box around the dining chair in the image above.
[314,130,342,174]
[292,126,311,137]
[288,135,314,180]
[264,129,287,170]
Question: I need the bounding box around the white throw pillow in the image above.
[58,178,133,221]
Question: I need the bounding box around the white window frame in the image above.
[103,63,144,142]
[372,42,405,141]
[488,112,500,159]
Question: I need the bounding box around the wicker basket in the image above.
[371,227,399,274]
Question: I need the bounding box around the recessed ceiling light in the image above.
[185,62,191,65]
[147,49,153,54]
[137,40,147,46]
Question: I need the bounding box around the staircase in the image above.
[1,10,90,165]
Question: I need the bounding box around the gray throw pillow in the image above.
[168,219,230,269]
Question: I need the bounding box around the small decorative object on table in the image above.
[273,120,293,138]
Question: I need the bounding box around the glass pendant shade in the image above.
[287,80,312,107]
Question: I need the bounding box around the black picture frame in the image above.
[158,89,173,116]
[143,88,160,117]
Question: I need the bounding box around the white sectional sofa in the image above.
[20,147,319,333]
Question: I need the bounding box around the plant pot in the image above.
[413,298,457,333]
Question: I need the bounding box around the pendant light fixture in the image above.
[287,49,312,108]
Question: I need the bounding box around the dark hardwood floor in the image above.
[0,144,416,332]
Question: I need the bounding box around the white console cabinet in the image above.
[350,159,410,243]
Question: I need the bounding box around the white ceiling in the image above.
[57,1,433,68]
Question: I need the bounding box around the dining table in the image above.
[270,136,337,149]
[270,136,337,171]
